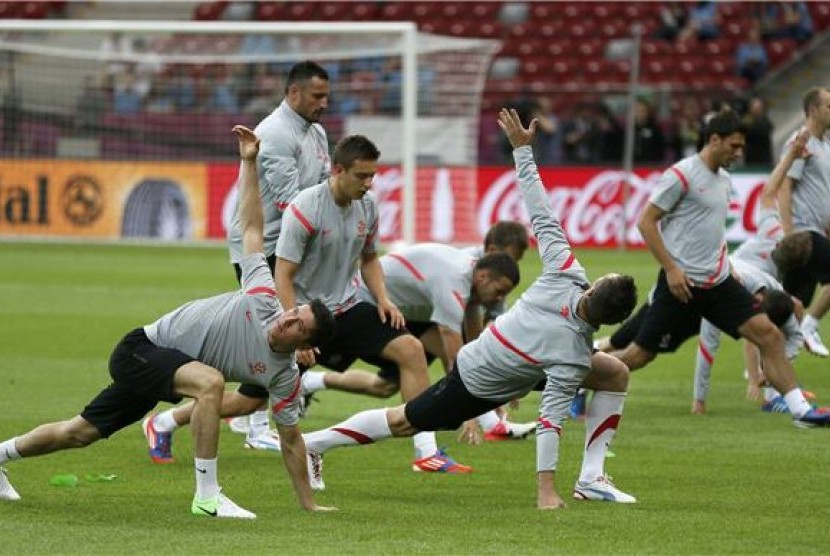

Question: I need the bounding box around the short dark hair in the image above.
[333,134,380,170]
[803,86,827,117]
[585,274,637,325]
[772,231,812,275]
[703,109,747,143]
[484,221,529,254]
[475,252,520,286]
[760,289,795,328]
[307,298,335,347]
[285,60,329,94]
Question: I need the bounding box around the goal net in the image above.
[0,20,499,244]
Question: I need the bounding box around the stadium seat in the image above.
[537,21,564,38]
[254,2,282,21]
[0,2,22,18]
[641,39,672,56]
[193,2,227,21]
[21,2,49,19]
[766,38,797,66]
[475,22,501,39]
[544,38,573,57]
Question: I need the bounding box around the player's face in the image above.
[292,77,330,122]
[271,306,317,348]
[813,91,830,129]
[476,274,515,308]
[337,159,377,200]
[714,132,745,168]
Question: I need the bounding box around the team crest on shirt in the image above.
[357,219,367,237]
[560,305,570,318]
[249,361,267,375]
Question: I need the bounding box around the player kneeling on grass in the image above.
[270,109,639,509]
[0,126,336,518]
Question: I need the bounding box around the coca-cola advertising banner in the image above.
[206,164,770,247]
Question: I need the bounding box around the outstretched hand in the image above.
[497,108,537,149]
[233,125,260,162]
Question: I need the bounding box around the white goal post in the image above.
[0,19,499,245]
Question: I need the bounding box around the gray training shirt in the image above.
[649,154,734,287]
[357,243,476,332]
[277,182,379,314]
[227,101,330,262]
[144,253,300,426]
[784,133,830,236]
[731,207,783,280]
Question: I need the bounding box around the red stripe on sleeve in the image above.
[560,251,576,271]
[488,323,541,364]
[271,376,301,415]
[452,291,465,310]
[698,342,714,365]
[670,167,690,193]
[289,204,315,235]
[246,286,276,296]
[276,202,288,211]
[765,225,782,238]
[387,253,425,281]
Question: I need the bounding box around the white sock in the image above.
[0,438,21,465]
[194,457,219,500]
[302,371,327,394]
[784,388,812,418]
[802,315,819,332]
[248,410,269,436]
[763,387,779,403]
[476,410,501,431]
[304,408,391,454]
[413,431,438,459]
[152,409,180,433]
[579,391,626,484]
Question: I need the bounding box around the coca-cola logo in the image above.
[478,169,662,247]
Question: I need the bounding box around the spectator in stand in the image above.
[736,23,769,85]
[656,2,688,41]
[742,96,774,167]
[207,65,240,114]
[596,103,624,163]
[562,102,599,164]
[132,37,163,101]
[677,1,721,42]
[378,57,403,115]
[98,31,133,78]
[762,2,814,42]
[112,70,142,115]
[75,75,108,133]
[633,98,666,165]
[168,65,197,112]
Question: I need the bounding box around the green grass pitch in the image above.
[0,242,828,554]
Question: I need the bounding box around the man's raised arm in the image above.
[497,108,572,269]
[234,125,265,257]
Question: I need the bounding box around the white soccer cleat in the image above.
[802,325,829,357]
[0,467,21,501]
[244,429,281,451]
[226,416,250,435]
[191,490,257,519]
[307,451,325,491]
[573,474,636,504]
[483,420,536,441]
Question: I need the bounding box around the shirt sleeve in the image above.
[362,195,380,256]
[258,137,302,212]
[428,279,466,333]
[276,195,317,264]
[537,363,590,472]
[269,369,302,427]
[648,166,686,213]
[239,253,281,322]
[512,146,573,270]
[782,314,803,360]
[784,134,806,182]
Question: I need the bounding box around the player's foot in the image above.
[191,490,256,519]
[411,449,473,473]
[225,416,249,435]
[307,451,325,491]
[244,429,281,451]
[573,474,636,503]
[761,395,789,414]
[483,420,536,441]
[802,325,829,357]
[0,467,21,501]
[569,390,587,420]
[142,415,174,464]
[792,407,830,428]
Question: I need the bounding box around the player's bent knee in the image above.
[62,418,101,448]
[384,335,427,370]
[386,405,416,436]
